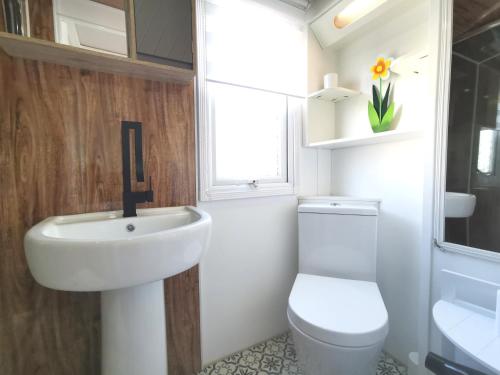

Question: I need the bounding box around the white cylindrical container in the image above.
[323,73,338,89]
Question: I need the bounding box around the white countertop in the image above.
[433,300,500,374]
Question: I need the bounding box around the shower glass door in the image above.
[445,2,500,253]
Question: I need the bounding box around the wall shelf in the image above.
[0,32,194,83]
[307,129,423,150]
[433,270,500,374]
[391,50,429,75]
[434,300,500,374]
[308,86,360,103]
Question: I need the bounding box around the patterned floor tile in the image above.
[199,332,407,375]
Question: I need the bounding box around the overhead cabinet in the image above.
[0,0,196,83]
[134,0,194,69]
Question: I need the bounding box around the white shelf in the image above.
[434,300,500,374]
[307,129,423,150]
[0,32,194,83]
[391,51,429,75]
[308,87,360,103]
[433,270,500,374]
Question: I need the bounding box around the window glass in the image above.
[208,82,288,184]
[205,0,306,96]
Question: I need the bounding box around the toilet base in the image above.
[288,312,385,375]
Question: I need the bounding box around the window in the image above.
[477,128,497,175]
[209,82,288,185]
[197,0,306,200]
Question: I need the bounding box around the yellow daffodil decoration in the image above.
[368,56,395,133]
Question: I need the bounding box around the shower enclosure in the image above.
[445,21,500,253]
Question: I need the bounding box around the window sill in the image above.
[199,183,296,201]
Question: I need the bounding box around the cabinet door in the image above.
[134,0,193,69]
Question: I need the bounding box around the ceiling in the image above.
[454,0,500,41]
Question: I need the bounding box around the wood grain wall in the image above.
[28,0,55,41]
[0,3,201,374]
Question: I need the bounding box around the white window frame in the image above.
[195,0,300,201]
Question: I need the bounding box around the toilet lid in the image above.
[288,273,389,347]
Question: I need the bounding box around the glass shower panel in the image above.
[445,20,500,253]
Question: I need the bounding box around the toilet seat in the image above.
[288,273,389,348]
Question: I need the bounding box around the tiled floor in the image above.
[199,332,407,375]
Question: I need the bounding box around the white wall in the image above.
[330,0,430,364]
[198,0,335,363]
[199,137,331,365]
[331,139,423,363]
[198,0,431,366]
[198,196,298,364]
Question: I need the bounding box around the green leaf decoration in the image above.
[368,101,381,130]
[372,85,381,119]
[379,102,395,132]
[381,82,391,118]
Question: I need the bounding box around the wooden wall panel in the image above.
[166,266,201,374]
[93,0,126,10]
[0,49,199,374]
[29,0,55,41]
[0,3,5,32]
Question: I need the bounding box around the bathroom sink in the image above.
[25,206,211,291]
[24,206,211,375]
[444,192,476,218]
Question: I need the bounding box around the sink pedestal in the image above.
[101,281,167,375]
[24,206,212,375]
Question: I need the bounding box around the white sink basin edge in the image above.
[24,206,212,292]
[444,192,476,218]
[24,205,212,375]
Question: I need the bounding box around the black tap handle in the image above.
[425,352,487,375]
[146,176,154,202]
[134,125,144,182]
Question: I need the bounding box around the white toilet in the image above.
[288,197,389,375]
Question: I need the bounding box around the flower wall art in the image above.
[368,57,395,133]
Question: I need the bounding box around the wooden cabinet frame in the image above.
[0,0,198,83]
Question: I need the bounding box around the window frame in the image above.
[196,0,300,201]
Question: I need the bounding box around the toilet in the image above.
[288,197,389,375]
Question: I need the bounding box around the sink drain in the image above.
[126,224,135,232]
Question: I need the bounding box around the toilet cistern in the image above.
[288,197,388,375]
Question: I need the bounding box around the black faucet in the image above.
[121,121,154,217]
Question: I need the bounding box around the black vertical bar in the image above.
[134,124,144,182]
[121,121,132,194]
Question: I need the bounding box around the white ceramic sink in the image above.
[444,192,477,218]
[25,206,211,291]
[24,206,211,375]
